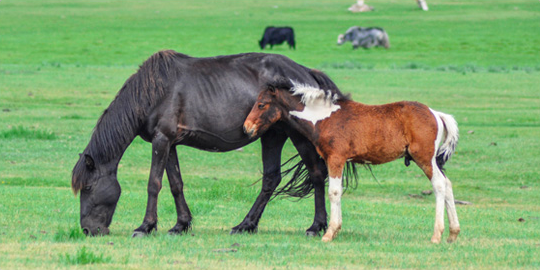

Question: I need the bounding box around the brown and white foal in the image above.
[243,79,460,243]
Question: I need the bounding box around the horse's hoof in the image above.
[168,229,183,235]
[230,225,257,235]
[132,231,147,238]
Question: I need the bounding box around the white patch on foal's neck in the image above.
[289,81,341,125]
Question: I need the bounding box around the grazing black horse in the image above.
[71,50,343,237]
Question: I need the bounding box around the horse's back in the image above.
[142,51,331,151]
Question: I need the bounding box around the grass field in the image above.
[1,0,539,269]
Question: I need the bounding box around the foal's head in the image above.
[243,79,298,138]
[244,78,343,138]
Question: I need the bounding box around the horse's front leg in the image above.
[230,129,287,234]
[132,132,171,237]
[322,157,345,242]
[288,131,328,236]
[165,147,192,235]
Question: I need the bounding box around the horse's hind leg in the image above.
[165,146,192,235]
[289,131,328,236]
[444,176,460,243]
[230,129,288,234]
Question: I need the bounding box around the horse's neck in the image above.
[86,101,140,166]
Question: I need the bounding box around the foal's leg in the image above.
[289,131,328,236]
[133,132,171,237]
[165,147,192,235]
[426,163,447,244]
[410,138,447,243]
[444,176,460,243]
[230,129,288,234]
[322,157,345,242]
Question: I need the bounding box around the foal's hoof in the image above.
[321,235,333,242]
[132,231,148,238]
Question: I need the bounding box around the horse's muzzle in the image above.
[243,123,257,138]
[82,226,110,236]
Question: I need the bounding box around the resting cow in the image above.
[337,26,390,50]
[259,26,296,50]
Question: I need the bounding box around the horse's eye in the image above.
[258,103,265,109]
[84,185,92,191]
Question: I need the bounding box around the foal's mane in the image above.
[268,77,349,106]
[72,50,185,194]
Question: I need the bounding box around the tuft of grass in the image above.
[0,125,56,140]
[54,227,86,242]
[61,247,111,265]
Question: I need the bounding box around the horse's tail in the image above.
[433,110,459,170]
[271,154,359,200]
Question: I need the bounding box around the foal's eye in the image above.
[258,103,266,109]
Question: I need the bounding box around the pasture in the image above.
[0,0,539,269]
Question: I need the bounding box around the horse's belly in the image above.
[178,129,255,152]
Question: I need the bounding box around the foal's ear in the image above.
[84,154,96,171]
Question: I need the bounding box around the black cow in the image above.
[259,26,295,50]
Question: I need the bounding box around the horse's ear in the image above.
[84,154,95,171]
[268,84,276,94]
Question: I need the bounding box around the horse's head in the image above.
[244,79,297,138]
[72,154,121,236]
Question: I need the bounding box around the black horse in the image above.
[71,50,344,237]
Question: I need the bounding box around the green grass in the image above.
[1,0,539,269]
[60,247,111,265]
[0,125,57,140]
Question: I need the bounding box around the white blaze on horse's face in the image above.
[289,82,341,125]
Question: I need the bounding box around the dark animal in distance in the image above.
[337,26,390,49]
[71,50,344,237]
[259,26,296,50]
[244,78,460,243]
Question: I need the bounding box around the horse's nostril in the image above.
[82,228,90,236]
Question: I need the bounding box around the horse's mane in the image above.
[72,50,186,194]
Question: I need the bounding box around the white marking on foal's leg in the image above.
[430,166,446,244]
[430,111,446,243]
[444,177,460,243]
[322,176,343,242]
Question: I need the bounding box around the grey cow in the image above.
[337,26,390,49]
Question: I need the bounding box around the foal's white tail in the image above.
[433,110,459,169]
